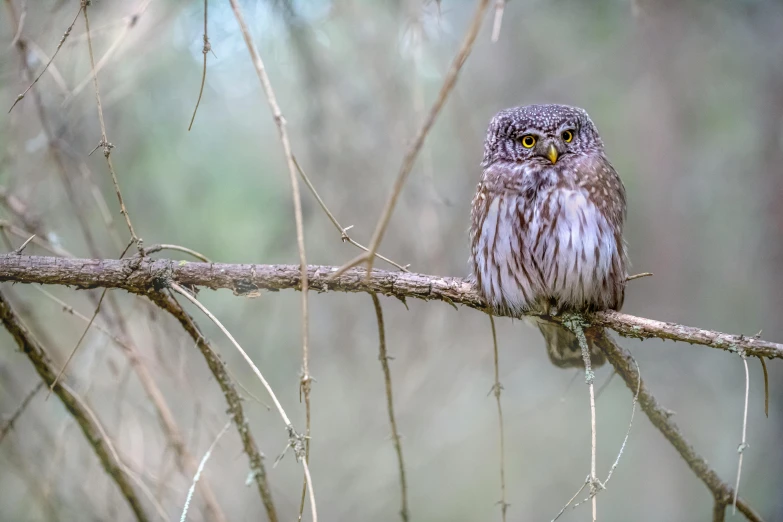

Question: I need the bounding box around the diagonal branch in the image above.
[332,0,491,280]
[0,291,150,522]
[599,335,765,522]
[0,254,780,359]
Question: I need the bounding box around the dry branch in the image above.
[1,254,780,360]
[0,291,150,522]
[600,335,765,522]
[148,291,279,522]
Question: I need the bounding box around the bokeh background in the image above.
[1,0,782,520]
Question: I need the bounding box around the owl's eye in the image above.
[521,135,536,148]
[561,130,574,143]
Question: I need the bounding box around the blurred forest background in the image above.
[1,0,782,520]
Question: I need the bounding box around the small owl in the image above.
[469,104,628,368]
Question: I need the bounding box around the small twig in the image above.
[600,336,765,522]
[733,352,750,514]
[13,233,35,254]
[491,0,506,42]
[371,292,409,522]
[8,2,82,113]
[227,6,313,520]
[594,370,616,400]
[83,2,141,251]
[179,419,231,522]
[143,244,211,263]
[0,220,72,257]
[64,0,154,105]
[756,356,768,418]
[0,381,44,445]
[563,314,598,521]
[551,476,589,522]
[332,0,490,281]
[293,157,409,272]
[47,288,108,399]
[149,291,278,521]
[169,282,316,521]
[571,350,640,511]
[488,314,508,521]
[0,291,151,522]
[626,272,653,282]
[188,0,210,131]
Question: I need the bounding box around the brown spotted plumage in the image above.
[469,104,628,368]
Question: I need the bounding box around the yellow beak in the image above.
[547,144,559,164]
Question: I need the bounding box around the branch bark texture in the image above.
[0,291,150,522]
[0,254,780,359]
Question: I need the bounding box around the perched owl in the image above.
[469,104,628,368]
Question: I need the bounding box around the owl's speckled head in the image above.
[482,104,604,167]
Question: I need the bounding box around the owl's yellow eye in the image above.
[521,135,536,148]
[561,130,574,143]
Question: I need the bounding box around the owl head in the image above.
[481,104,604,167]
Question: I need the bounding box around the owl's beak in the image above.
[546,143,559,164]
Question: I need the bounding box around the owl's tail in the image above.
[536,321,608,369]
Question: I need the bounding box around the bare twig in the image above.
[83,3,141,249]
[5,0,103,259]
[0,381,44,445]
[143,244,211,263]
[371,292,409,522]
[0,220,71,258]
[47,288,108,398]
[488,314,508,521]
[179,419,231,522]
[757,355,769,418]
[626,272,653,281]
[30,285,228,522]
[1,255,781,361]
[733,352,750,514]
[148,291,278,521]
[0,291,151,522]
[600,336,765,522]
[551,476,589,522]
[188,0,210,131]
[227,6,313,520]
[7,2,82,112]
[293,158,409,272]
[491,0,506,42]
[570,352,640,511]
[169,282,316,522]
[64,0,154,105]
[331,0,490,281]
[13,233,35,254]
[563,315,599,521]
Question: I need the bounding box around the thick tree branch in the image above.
[0,254,780,359]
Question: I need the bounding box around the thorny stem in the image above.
[733,352,750,514]
[169,282,316,522]
[188,0,210,131]
[489,314,508,521]
[226,5,313,520]
[371,292,409,522]
[332,0,491,281]
[7,1,82,113]
[563,314,598,522]
[83,3,141,250]
[293,157,409,272]
[0,292,151,522]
